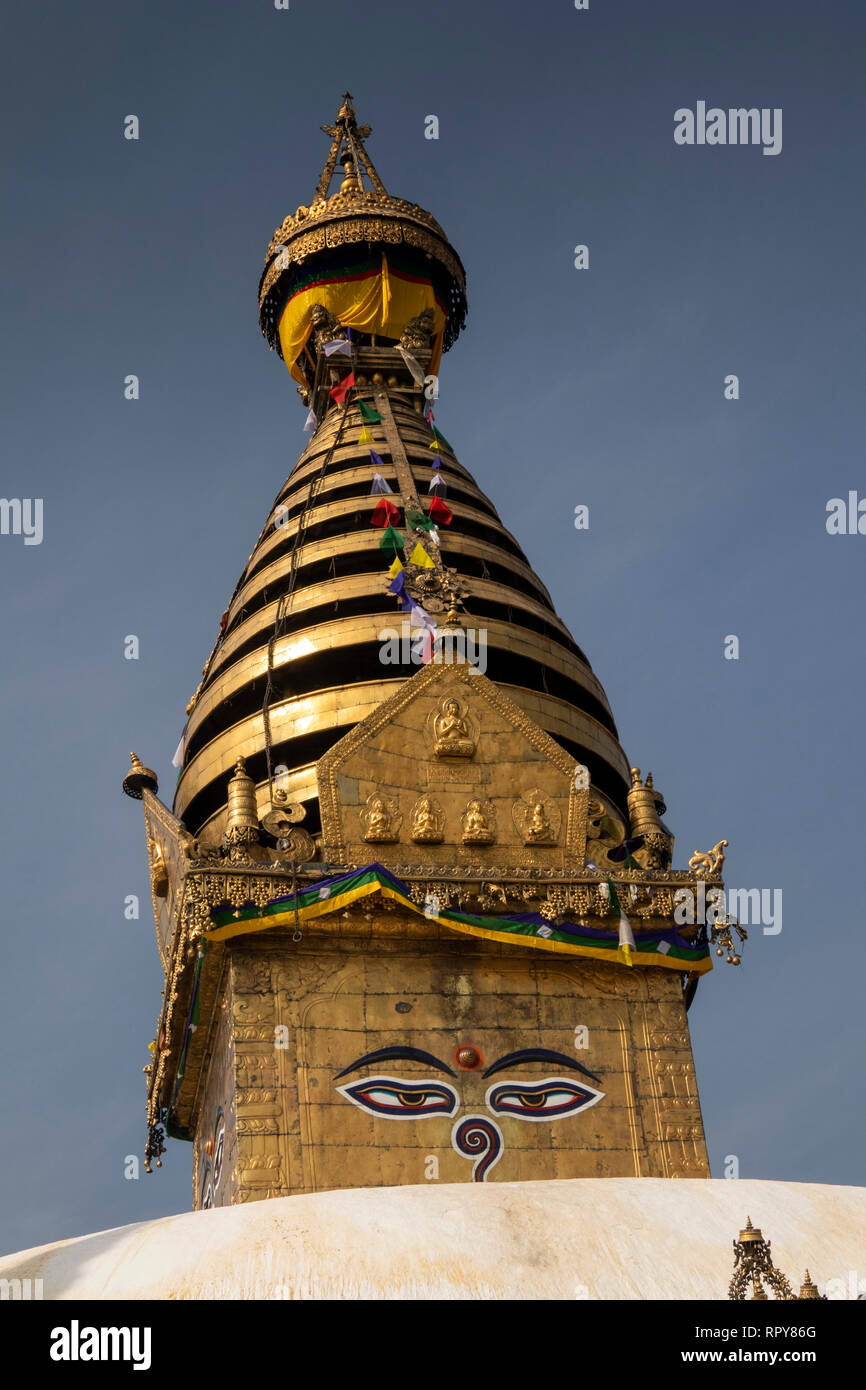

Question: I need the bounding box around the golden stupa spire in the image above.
[171,98,633,849]
[314,91,388,202]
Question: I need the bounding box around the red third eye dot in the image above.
[454,1044,483,1071]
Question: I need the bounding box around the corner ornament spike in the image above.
[123,752,158,800]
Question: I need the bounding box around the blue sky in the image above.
[1,0,864,1253]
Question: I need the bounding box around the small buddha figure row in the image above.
[362,793,557,846]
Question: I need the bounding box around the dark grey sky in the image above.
[1,0,864,1253]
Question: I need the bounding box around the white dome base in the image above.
[2,1178,864,1301]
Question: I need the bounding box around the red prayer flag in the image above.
[329,370,356,404]
[428,495,453,525]
[370,497,401,528]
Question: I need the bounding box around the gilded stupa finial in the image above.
[315,91,386,203]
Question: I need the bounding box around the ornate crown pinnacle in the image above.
[314,91,387,204]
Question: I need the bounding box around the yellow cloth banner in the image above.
[409,543,435,569]
[387,556,403,578]
[278,255,446,385]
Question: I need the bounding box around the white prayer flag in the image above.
[397,347,426,384]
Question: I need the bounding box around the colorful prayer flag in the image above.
[387,556,403,579]
[605,876,636,968]
[428,495,453,525]
[431,455,442,470]
[409,542,435,570]
[358,426,375,445]
[370,497,401,528]
[371,474,392,494]
[329,370,355,403]
[409,602,436,630]
[303,408,318,433]
[358,400,383,424]
[428,474,446,492]
[322,338,352,356]
[379,526,404,555]
[428,425,452,451]
[397,347,426,385]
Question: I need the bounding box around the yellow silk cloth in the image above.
[278,254,446,385]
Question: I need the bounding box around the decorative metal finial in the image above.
[729,1217,794,1301]
[222,757,261,854]
[314,92,387,204]
[799,1270,825,1300]
[123,751,158,800]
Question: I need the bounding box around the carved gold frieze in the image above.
[316,662,590,869]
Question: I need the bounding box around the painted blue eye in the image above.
[336,1075,460,1120]
[485,1076,604,1121]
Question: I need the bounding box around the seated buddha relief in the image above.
[461,799,495,846]
[512,790,559,847]
[432,697,475,759]
[410,795,444,844]
[360,792,400,843]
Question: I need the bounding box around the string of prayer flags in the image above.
[379,526,405,556]
[387,555,403,579]
[358,400,383,424]
[303,408,318,433]
[329,370,355,403]
[409,542,436,570]
[370,473,392,494]
[396,347,426,385]
[323,338,352,357]
[428,495,453,526]
[428,474,446,493]
[358,425,375,445]
[370,497,401,528]
[428,425,452,452]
